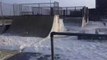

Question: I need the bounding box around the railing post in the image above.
[50,32,55,60]
[0,2,3,16]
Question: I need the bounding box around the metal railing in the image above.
[50,32,107,60]
[0,2,88,17]
[0,2,59,16]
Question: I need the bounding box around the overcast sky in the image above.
[1,0,96,8]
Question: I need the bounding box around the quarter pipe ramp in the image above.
[5,15,65,38]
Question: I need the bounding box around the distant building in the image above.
[96,0,107,9]
[89,0,107,21]
[96,0,107,15]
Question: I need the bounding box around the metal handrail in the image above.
[50,32,107,60]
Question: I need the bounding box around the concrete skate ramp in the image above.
[6,15,65,37]
[6,15,53,37]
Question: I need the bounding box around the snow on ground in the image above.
[0,21,107,60]
[83,21,107,34]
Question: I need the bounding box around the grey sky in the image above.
[1,0,95,8]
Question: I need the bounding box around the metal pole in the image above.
[50,0,51,7]
[0,0,3,16]
[13,4,15,16]
[50,32,54,60]
[0,0,5,34]
[0,1,4,25]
